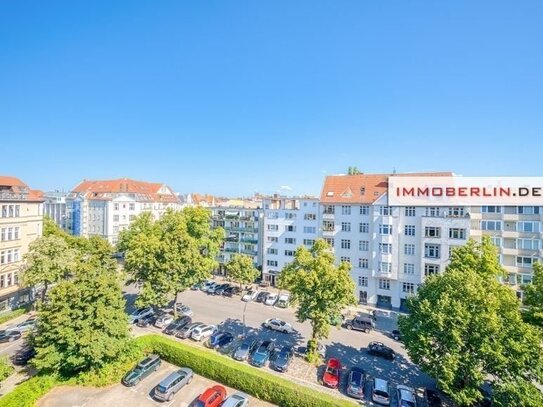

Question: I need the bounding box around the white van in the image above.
[277,294,290,308]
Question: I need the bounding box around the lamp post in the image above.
[242,299,249,339]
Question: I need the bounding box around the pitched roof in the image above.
[320,172,453,204]
[71,178,179,203]
[0,175,44,202]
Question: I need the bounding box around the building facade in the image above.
[0,176,44,312]
[66,178,181,245]
[261,195,320,285]
[43,191,69,230]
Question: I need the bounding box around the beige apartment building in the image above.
[0,176,44,312]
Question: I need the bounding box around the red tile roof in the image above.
[0,175,44,202]
[320,172,453,204]
[72,178,180,203]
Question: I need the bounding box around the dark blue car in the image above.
[249,340,274,367]
[205,331,234,349]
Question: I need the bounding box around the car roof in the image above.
[397,385,416,400]
[327,358,340,367]
[222,392,248,406]
[351,366,365,374]
[159,369,188,386]
[373,377,389,391]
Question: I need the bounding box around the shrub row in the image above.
[0,374,63,407]
[136,334,356,407]
[0,306,29,326]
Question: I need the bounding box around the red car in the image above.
[195,385,226,407]
[322,358,341,388]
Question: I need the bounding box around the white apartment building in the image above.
[66,178,181,245]
[320,173,470,310]
[262,195,320,285]
[43,191,68,230]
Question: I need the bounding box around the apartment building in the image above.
[320,173,470,310]
[0,176,44,312]
[261,195,320,285]
[43,191,69,230]
[66,178,181,244]
[470,205,542,297]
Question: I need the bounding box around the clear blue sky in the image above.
[1,1,542,196]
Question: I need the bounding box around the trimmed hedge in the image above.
[136,334,356,407]
[0,307,29,326]
[0,374,63,407]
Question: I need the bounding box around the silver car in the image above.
[154,368,193,402]
[222,391,250,407]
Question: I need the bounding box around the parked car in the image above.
[191,324,218,341]
[0,330,21,343]
[367,341,395,360]
[397,385,417,407]
[154,368,193,402]
[262,318,294,333]
[191,283,203,290]
[129,307,154,324]
[175,303,194,316]
[256,291,269,303]
[233,337,259,361]
[295,341,326,359]
[264,293,278,306]
[8,318,37,333]
[276,294,290,308]
[424,389,443,407]
[270,345,293,372]
[163,316,192,335]
[13,345,35,366]
[154,314,174,328]
[206,331,234,349]
[346,366,367,399]
[136,313,157,328]
[222,392,250,407]
[242,289,258,302]
[201,281,217,293]
[250,340,275,367]
[214,284,231,295]
[322,358,341,388]
[344,315,375,332]
[122,354,161,386]
[391,329,402,341]
[371,377,391,406]
[195,385,226,407]
[223,286,242,297]
[176,322,206,339]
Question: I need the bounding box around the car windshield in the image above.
[156,385,168,393]
[374,390,389,398]
[257,345,268,354]
[278,350,289,359]
[401,401,416,407]
[350,371,362,384]
[326,367,338,375]
[195,401,206,407]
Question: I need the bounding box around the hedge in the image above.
[0,306,29,326]
[136,334,356,407]
[0,374,63,407]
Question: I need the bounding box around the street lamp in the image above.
[242,299,249,339]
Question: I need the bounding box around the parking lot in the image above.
[37,361,275,407]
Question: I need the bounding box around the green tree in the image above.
[119,207,224,311]
[23,235,77,301]
[279,239,356,361]
[0,356,14,382]
[31,261,131,375]
[522,261,543,328]
[398,238,543,406]
[226,254,260,289]
[347,166,361,175]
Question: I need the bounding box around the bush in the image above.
[0,374,62,407]
[0,356,14,382]
[0,306,29,326]
[136,334,355,407]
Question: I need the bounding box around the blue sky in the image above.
[1,1,542,196]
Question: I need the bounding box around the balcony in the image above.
[322,213,335,219]
[240,238,258,244]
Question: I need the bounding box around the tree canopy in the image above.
[522,261,543,328]
[225,254,259,288]
[279,239,356,360]
[398,238,543,406]
[119,207,224,308]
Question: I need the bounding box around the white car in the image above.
[129,307,154,323]
[372,377,391,406]
[175,304,193,316]
[154,314,174,328]
[265,293,278,306]
[263,318,294,334]
[8,318,37,333]
[201,281,217,293]
[396,385,417,407]
[191,324,218,341]
[242,290,258,302]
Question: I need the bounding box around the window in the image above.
[491,236,502,247]
[448,207,465,217]
[359,258,369,268]
[404,263,415,274]
[304,213,316,220]
[402,282,415,294]
[518,206,540,215]
[129,203,135,210]
[323,205,335,214]
[517,239,540,250]
[284,237,296,244]
[359,223,369,233]
[267,212,278,219]
[8,205,14,217]
[341,206,351,215]
[424,244,441,258]
[380,206,392,216]
[303,239,315,246]
[13,249,19,262]
[114,203,119,210]
[405,225,416,236]
[405,207,416,216]
[267,224,279,231]
[284,250,295,256]
[425,226,441,238]
[359,240,369,251]
[267,236,278,242]
[323,221,335,232]
[379,262,391,273]
[378,279,390,290]
[341,239,351,249]
[449,228,466,239]
[379,224,392,235]
[424,263,440,276]
[113,215,119,222]
[285,213,296,219]
[404,244,415,255]
[267,260,278,267]
[113,226,119,234]
[358,276,368,287]
[0,229,4,241]
[1,205,6,217]
[340,256,351,263]
[425,207,440,217]
[360,206,369,215]
[379,243,392,254]
[481,220,501,231]
[516,256,535,268]
[360,187,366,196]
[129,215,135,221]
[267,248,278,255]
[323,237,334,247]
[341,222,351,232]
[517,222,541,233]
[482,206,502,213]
[286,225,296,232]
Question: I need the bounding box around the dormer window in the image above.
[360,187,365,195]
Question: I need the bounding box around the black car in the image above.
[13,346,36,366]
[424,389,443,407]
[214,284,231,295]
[0,330,22,343]
[344,315,375,332]
[367,341,395,360]
[391,329,402,341]
[137,313,157,328]
[346,366,366,399]
[256,291,269,303]
[163,316,192,335]
[270,346,293,372]
[223,286,242,297]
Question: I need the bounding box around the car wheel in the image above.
[167,393,173,401]
[9,337,15,342]
[346,324,353,330]
[154,365,159,371]
[283,329,288,334]
[188,376,193,384]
